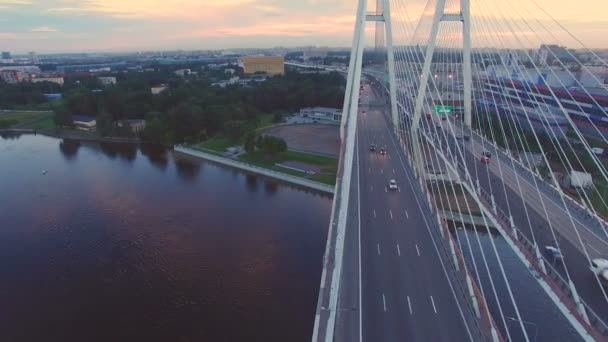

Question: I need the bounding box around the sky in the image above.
[0,0,606,54]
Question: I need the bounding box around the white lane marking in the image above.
[380,168,383,174]
[371,185,374,192]
[382,293,387,312]
[405,210,409,219]
[368,167,371,174]
[377,244,381,255]
[389,210,393,220]
[397,244,401,256]
[416,244,420,256]
[430,296,437,314]
[588,244,601,255]
[357,134,363,342]
[393,169,396,174]
[373,209,376,218]
[384,187,387,193]
[398,187,401,193]
[407,296,413,314]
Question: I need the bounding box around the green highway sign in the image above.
[434,105,453,115]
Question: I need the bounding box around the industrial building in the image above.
[299,107,342,123]
[241,56,284,75]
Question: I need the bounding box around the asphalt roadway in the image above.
[334,84,478,342]
[429,117,608,326]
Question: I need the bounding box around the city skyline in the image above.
[0,0,606,53]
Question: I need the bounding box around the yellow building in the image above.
[241,56,285,75]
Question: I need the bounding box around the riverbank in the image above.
[175,146,335,195]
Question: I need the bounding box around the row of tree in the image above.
[54,69,345,144]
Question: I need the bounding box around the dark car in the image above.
[369,144,376,152]
[379,148,387,155]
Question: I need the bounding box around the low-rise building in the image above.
[0,70,24,84]
[118,119,146,133]
[299,107,342,123]
[31,77,64,85]
[72,115,97,131]
[241,56,285,75]
[151,85,168,95]
[174,69,191,77]
[98,76,117,86]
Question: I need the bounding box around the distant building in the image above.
[72,115,97,131]
[0,70,23,84]
[29,51,39,64]
[537,45,573,66]
[151,85,168,95]
[299,107,342,123]
[174,69,191,77]
[1,51,12,64]
[98,76,117,86]
[43,93,63,100]
[212,76,240,88]
[31,77,64,85]
[118,119,146,133]
[241,56,285,75]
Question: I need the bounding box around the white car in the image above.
[591,258,608,275]
[388,179,398,191]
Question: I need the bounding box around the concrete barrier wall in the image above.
[174,146,335,195]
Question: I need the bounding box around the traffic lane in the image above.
[359,138,413,339]
[466,153,608,320]
[466,135,608,250]
[360,95,464,341]
[358,97,410,341]
[371,107,474,341]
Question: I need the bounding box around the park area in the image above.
[0,111,52,128]
[190,124,341,185]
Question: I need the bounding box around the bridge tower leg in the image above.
[366,0,399,131]
[410,0,473,174]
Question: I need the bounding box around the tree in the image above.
[224,120,246,142]
[243,131,256,153]
[54,107,73,127]
[96,110,114,137]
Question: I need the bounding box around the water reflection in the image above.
[0,132,23,140]
[0,134,333,342]
[139,144,168,171]
[264,180,279,196]
[246,174,258,193]
[59,139,81,161]
[99,142,137,163]
[175,158,201,182]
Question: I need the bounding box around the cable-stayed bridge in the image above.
[306,0,608,341]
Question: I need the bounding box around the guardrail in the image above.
[468,128,608,232]
[477,186,608,338]
[174,146,335,195]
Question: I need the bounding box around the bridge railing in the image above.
[477,186,608,338]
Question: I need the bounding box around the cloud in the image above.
[0,32,17,38]
[0,0,31,4]
[31,26,58,32]
[48,0,257,19]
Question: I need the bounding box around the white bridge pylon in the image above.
[342,0,399,136]
[409,0,473,174]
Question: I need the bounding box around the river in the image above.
[0,133,332,342]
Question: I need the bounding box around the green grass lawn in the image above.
[22,117,56,129]
[0,111,52,125]
[192,136,236,153]
[589,182,608,218]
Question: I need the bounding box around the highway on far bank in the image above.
[334,81,478,341]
